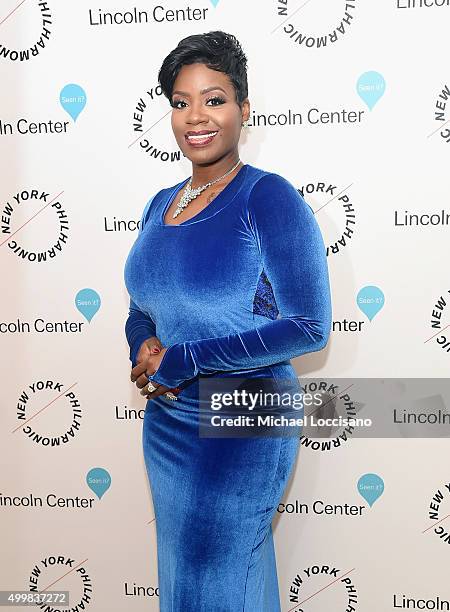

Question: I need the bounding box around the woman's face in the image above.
[170,62,249,164]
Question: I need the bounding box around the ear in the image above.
[241,98,250,123]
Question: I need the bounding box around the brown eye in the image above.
[206,96,225,106]
[172,99,186,109]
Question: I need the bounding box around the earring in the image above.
[241,120,249,128]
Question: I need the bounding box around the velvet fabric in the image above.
[123,163,332,611]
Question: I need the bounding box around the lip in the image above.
[185,130,218,147]
[185,129,218,136]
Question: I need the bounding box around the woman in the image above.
[124,30,332,612]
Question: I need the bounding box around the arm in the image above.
[124,195,158,368]
[125,298,157,368]
[149,173,332,388]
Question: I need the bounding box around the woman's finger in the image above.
[136,372,153,389]
[132,353,159,386]
[130,361,148,383]
[140,380,159,396]
[144,384,171,400]
[145,337,164,353]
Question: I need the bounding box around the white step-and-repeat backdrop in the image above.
[1,1,449,610]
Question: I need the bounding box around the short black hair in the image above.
[158,30,248,109]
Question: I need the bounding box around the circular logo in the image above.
[425,481,450,547]
[300,381,358,452]
[1,189,69,263]
[27,555,92,608]
[130,84,186,162]
[288,564,357,611]
[0,1,53,62]
[299,183,356,256]
[428,289,450,356]
[14,380,82,447]
[273,1,357,50]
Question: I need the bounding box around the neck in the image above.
[190,154,242,188]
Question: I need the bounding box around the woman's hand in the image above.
[131,339,171,399]
[136,336,164,364]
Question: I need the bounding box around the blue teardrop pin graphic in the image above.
[86,468,111,500]
[75,288,101,323]
[357,285,384,322]
[357,473,384,507]
[357,71,386,110]
[210,0,220,6]
[60,84,87,121]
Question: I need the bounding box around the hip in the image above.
[146,360,302,414]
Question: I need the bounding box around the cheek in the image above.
[171,116,184,140]
[222,114,241,133]
[171,112,182,128]
[222,123,241,140]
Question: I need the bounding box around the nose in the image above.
[185,99,209,125]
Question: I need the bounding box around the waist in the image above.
[152,360,301,412]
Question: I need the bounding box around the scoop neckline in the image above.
[159,163,248,227]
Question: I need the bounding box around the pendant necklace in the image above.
[173,159,242,219]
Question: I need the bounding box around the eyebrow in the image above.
[172,86,227,97]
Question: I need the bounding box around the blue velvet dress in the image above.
[123,163,332,611]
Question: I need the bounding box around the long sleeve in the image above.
[125,195,158,368]
[149,172,332,389]
[125,298,157,368]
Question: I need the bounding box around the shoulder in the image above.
[245,166,314,223]
[247,166,306,202]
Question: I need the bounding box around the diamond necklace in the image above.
[173,159,242,219]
